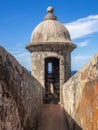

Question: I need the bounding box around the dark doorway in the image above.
[45,57,60,104]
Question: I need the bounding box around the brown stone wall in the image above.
[0,46,43,130]
[62,53,98,130]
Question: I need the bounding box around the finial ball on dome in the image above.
[47,6,54,13]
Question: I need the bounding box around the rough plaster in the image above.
[0,46,43,130]
[62,53,98,130]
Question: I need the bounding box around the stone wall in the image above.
[31,51,71,104]
[62,53,98,130]
[32,51,67,87]
[0,46,43,130]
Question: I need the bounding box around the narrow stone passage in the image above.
[37,104,68,130]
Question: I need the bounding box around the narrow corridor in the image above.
[37,104,68,130]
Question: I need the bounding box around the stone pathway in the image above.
[37,104,68,130]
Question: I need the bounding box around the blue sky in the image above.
[0,0,98,71]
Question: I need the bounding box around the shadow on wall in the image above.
[63,109,83,130]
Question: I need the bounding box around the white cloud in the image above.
[65,15,98,39]
[72,55,92,70]
[5,15,98,71]
[14,52,29,58]
[8,48,31,71]
[0,15,28,22]
[73,55,91,60]
[77,41,89,47]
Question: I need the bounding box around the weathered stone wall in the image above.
[0,46,43,130]
[31,51,68,87]
[62,53,98,130]
[31,51,71,104]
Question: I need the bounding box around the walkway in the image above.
[37,104,68,130]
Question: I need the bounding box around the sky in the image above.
[0,0,98,71]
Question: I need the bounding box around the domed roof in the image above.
[30,20,71,44]
[26,7,76,52]
[29,7,71,45]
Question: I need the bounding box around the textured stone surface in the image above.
[0,46,43,130]
[62,53,98,130]
[1,44,98,130]
[26,7,76,105]
[28,7,72,44]
[37,104,68,130]
[31,51,71,104]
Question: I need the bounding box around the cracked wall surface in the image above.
[62,53,98,130]
[0,46,43,130]
[1,45,98,130]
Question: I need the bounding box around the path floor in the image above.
[37,104,68,130]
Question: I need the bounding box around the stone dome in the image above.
[29,7,71,45]
[26,7,76,52]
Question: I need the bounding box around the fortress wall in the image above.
[62,53,98,130]
[0,46,43,130]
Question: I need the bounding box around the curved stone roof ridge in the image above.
[26,6,76,51]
